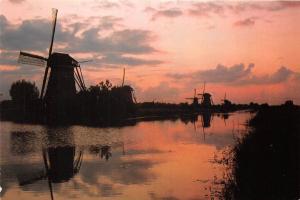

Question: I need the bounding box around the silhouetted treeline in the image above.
[0,80,136,125]
[73,80,136,125]
[136,101,260,116]
[219,104,300,200]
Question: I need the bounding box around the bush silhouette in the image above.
[9,80,39,104]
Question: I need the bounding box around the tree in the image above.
[9,80,39,104]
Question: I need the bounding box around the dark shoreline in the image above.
[218,104,300,200]
[0,105,252,128]
[0,98,262,127]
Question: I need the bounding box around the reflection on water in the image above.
[0,112,250,200]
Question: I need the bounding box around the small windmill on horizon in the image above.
[221,92,232,106]
[198,82,213,108]
[186,88,199,106]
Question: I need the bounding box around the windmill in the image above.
[197,82,213,108]
[17,9,86,121]
[221,92,232,107]
[186,88,199,106]
[114,67,137,104]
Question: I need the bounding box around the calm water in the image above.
[0,112,251,200]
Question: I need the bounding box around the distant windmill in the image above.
[186,88,199,106]
[221,92,232,107]
[197,82,213,107]
[17,9,86,120]
[118,67,137,103]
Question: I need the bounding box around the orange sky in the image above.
[0,0,300,104]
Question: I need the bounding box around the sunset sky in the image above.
[1,0,300,104]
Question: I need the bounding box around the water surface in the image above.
[0,112,251,200]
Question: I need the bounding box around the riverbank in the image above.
[0,98,297,128]
[0,99,258,125]
[219,104,300,200]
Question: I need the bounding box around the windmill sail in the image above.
[49,8,58,57]
[41,8,58,99]
[18,51,47,67]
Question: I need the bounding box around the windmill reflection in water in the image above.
[15,133,83,200]
[12,128,124,200]
[180,112,213,141]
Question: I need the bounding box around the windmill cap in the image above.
[203,93,211,97]
[49,52,79,67]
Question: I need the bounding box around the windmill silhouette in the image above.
[186,88,199,106]
[197,82,213,108]
[17,9,86,121]
[221,92,232,107]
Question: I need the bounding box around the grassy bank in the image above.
[220,105,300,200]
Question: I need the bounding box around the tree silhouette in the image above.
[9,80,39,104]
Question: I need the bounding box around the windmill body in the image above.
[186,88,199,108]
[198,82,213,108]
[221,92,233,111]
[201,93,212,107]
[44,53,79,121]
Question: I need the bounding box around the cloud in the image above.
[96,16,123,29]
[8,0,25,3]
[187,1,300,18]
[0,15,75,51]
[67,28,157,55]
[227,1,300,13]
[151,8,183,20]
[188,2,225,17]
[0,15,161,66]
[234,17,256,27]
[0,51,19,66]
[95,53,163,67]
[240,66,296,85]
[144,6,157,13]
[168,64,299,86]
[93,1,120,9]
[169,63,254,83]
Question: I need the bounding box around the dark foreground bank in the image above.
[218,105,300,200]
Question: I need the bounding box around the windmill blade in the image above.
[74,68,85,91]
[40,8,58,99]
[78,66,86,89]
[78,59,93,63]
[18,51,47,67]
[132,91,137,103]
[43,149,54,200]
[48,8,58,57]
